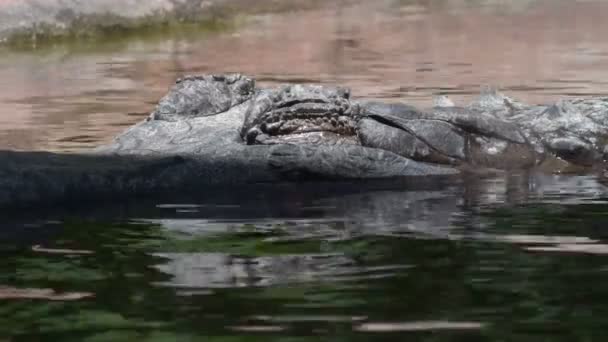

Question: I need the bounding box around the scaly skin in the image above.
[97,74,457,180]
[109,74,608,173]
[241,84,359,145]
[3,74,608,209]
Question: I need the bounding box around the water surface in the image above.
[3,1,608,341]
[2,0,608,150]
[3,174,608,341]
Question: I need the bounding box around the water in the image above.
[3,174,608,341]
[2,0,608,151]
[3,0,608,340]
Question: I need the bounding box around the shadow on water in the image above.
[3,173,608,340]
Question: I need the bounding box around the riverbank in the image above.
[0,0,329,48]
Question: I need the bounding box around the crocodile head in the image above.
[241,84,360,145]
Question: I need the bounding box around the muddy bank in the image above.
[0,0,325,47]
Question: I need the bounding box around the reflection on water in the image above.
[2,173,608,340]
[2,0,608,150]
[3,0,608,340]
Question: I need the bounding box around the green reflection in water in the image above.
[1,0,331,53]
[2,19,234,54]
[2,201,608,341]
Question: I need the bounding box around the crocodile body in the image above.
[2,74,608,208]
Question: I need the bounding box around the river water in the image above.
[3,0,608,340]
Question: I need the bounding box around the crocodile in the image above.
[2,73,608,208]
[102,73,608,177]
[101,74,458,181]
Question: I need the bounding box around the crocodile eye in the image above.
[237,82,252,96]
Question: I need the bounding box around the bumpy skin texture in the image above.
[460,90,608,168]
[358,99,538,169]
[100,75,457,181]
[241,85,359,145]
[107,74,608,175]
[358,90,608,170]
[4,73,608,209]
[151,74,256,121]
[505,98,608,166]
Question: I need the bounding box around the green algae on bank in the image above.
[2,14,235,52]
[0,18,235,52]
[0,0,333,51]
